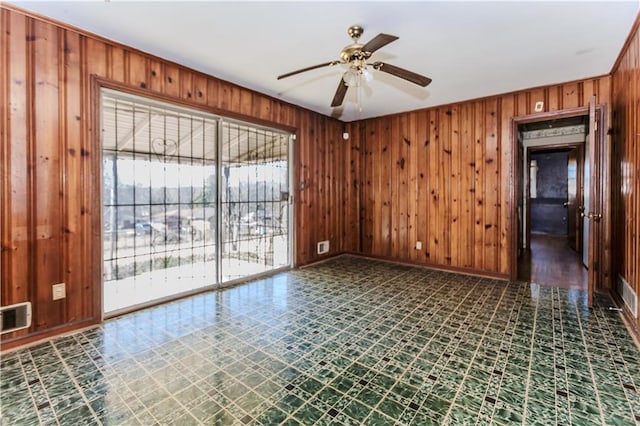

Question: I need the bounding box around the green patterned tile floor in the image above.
[1,256,639,425]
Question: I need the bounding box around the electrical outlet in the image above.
[416,241,422,250]
[52,283,66,300]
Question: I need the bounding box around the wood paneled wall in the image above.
[2,4,636,348]
[611,14,640,332]
[0,6,347,346]
[348,78,611,278]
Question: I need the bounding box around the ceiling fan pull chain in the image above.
[357,78,363,113]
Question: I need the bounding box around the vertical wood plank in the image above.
[62,30,85,321]
[240,88,252,117]
[229,86,241,114]
[379,117,392,257]
[364,120,374,254]
[499,94,515,275]
[33,19,62,330]
[440,107,452,265]
[407,112,418,262]
[460,103,474,268]
[149,60,164,93]
[548,86,561,111]
[317,115,326,246]
[192,74,207,105]
[354,122,363,252]
[163,64,180,98]
[127,51,148,90]
[108,44,125,82]
[346,122,360,252]
[206,78,220,109]
[84,37,107,78]
[369,120,379,254]
[450,105,460,267]
[484,99,499,272]
[300,113,311,262]
[390,115,401,258]
[428,110,440,264]
[179,68,194,101]
[2,11,31,313]
[597,76,611,105]
[252,93,270,121]
[582,79,595,107]
[562,82,580,109]
[416,110,429,263]
[474,101,486,270]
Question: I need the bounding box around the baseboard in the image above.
[340,252,510,281]
[0,319,100,353]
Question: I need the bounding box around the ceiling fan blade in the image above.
[331,79,349,107]
[373,62,432,87]
[362,33,398,54]
[277,61,339,80]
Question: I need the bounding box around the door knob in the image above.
[563,202,569,207]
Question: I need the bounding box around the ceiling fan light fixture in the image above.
[342,68,359,87]
[362,67,373,83]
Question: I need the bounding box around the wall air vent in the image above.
[618,275,637,318]
[317,240,330,255]
[0,302,32,334]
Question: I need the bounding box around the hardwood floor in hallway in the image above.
[518,233,588,290]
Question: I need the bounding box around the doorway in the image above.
[516,115,589,289]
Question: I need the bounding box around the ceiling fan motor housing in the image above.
[340,43,368,63]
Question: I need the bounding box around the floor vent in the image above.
[618,275,637,318]
[0,302,32,334]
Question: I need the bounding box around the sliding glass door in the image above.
[101,89,291,316]
[220,122,291,282]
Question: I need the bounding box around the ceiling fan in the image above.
[277,25,432,107]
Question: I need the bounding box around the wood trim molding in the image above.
[341,252,510,281]
[0,318,100,352]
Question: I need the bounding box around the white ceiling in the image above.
[11,1,639,122]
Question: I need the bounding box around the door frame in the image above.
[567,144,585,254]
[510,104,609,306]
[92,78,297,319]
